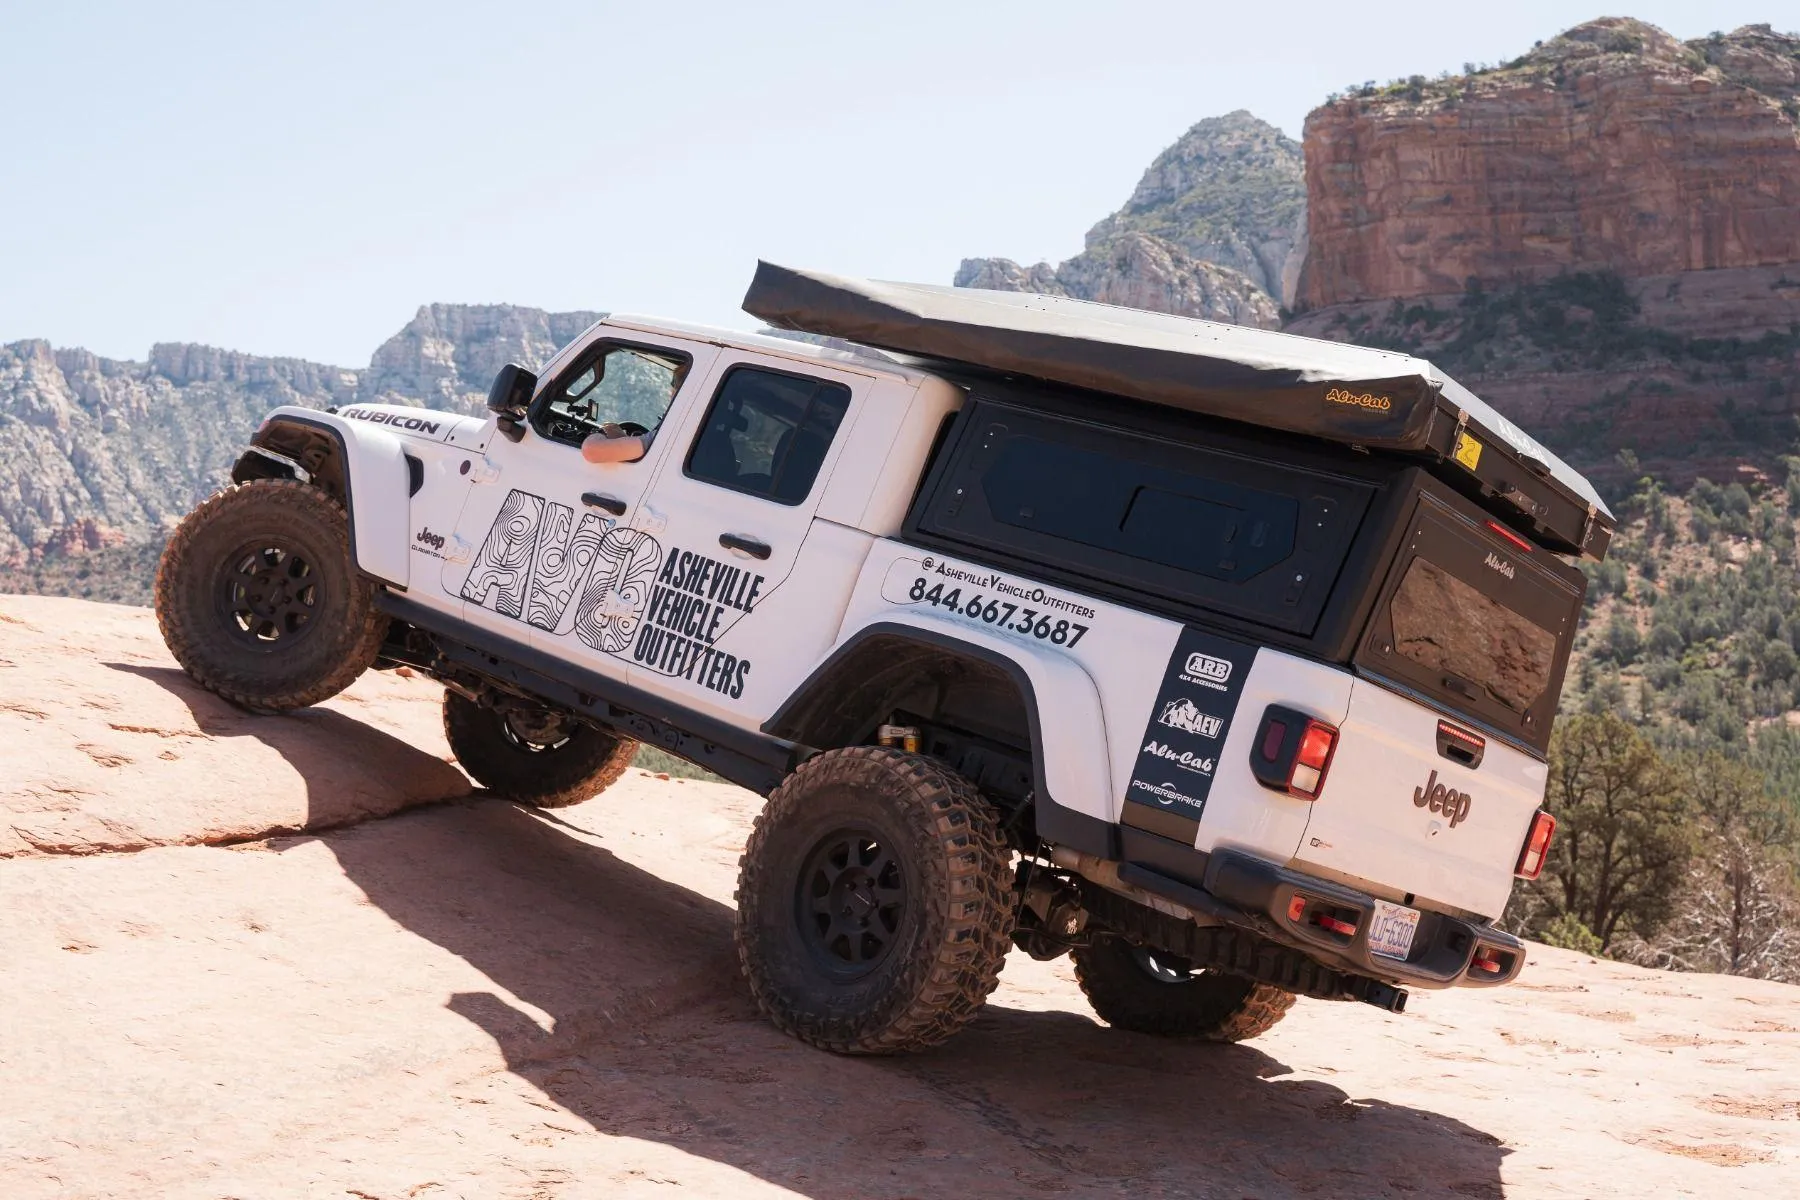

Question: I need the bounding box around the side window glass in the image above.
[685,366,853,504]
[533,344,690,448]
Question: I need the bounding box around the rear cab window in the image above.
[1356,493,1583,754]
[685,365,853,504]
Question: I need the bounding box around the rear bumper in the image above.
[1114,837,1525,989]
[1205,849,1526,988]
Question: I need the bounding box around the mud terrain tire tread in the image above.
[1072,936,1296,1041]
[154,480,388,713]
[441,690,638,808]
[734,746,1014,1055]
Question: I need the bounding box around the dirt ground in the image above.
[3,597,1799,1199]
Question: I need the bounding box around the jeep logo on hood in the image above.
[1413,769,1472,828]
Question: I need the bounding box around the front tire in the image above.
[1072,936,1295,1041]
[441,690,636,808]
[154,479,388,713]
[734,747,1015,1055]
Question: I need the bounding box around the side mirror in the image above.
[487,363,537,415]
[487,363,537,442]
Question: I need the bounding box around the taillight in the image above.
[1292,723,1336,795]
[1515,810,1556,879]
[1251,705,1339,799]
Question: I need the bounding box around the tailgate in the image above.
[1293,679,1547,918]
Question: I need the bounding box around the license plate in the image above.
[1368,900,1420,960]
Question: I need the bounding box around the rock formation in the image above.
[956,112,1301,322]
[0,304,597,563]
[0,594,469,858]
[1287,19,1800,469]
[1297,19,1800,312]
[1084,110,1306,304]
[955,231,1280,329]
[360,303,601,410]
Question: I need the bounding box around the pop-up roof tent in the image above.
[742,262,1615,561]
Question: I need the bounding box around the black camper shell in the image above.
[743,262,1615,561]
[742,264,1608,757]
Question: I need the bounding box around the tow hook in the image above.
[1344,977,1409,1013]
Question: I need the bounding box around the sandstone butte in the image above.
[1,592,1798,1197]
[1283,18,1800,471]
[1296,19,1800,315]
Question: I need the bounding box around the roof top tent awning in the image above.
[742,261,1614,561]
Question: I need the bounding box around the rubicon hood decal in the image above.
[338,404,477,444]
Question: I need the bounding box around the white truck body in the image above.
[254,310,1555,947]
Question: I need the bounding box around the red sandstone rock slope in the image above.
[3,594,1799,1198]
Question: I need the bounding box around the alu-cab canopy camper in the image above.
[744,263,1614,755]
[742,262,1614,561]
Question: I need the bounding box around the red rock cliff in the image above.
[1297,19,1800,310]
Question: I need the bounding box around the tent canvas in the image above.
[742,261,1613,560]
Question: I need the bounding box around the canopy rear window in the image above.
[1389,559,1558,714]
[1357,494,1582,754]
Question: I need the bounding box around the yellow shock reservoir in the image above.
[878,724,921,752]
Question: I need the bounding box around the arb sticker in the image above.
[1124,627,1256,824]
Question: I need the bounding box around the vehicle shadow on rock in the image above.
[103,662,471,824]
[324,798,1508,1200]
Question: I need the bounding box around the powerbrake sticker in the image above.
[1124,627,1257,821]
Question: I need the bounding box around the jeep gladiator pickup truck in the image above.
[154,263,1613,1054]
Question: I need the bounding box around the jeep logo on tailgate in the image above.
[1413,770,1473,828]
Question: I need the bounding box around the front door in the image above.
[441,334,719,667]
[621,354,869,724]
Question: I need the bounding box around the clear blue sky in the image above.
[0,1,1786,366]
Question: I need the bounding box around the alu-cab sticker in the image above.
[1125,627,1256,821]
[881,555,1095,647]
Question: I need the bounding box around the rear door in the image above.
[1297,683,1549,919]
[1295,492,1583,918]
[620,354,872,725]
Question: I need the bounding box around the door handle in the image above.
[582,492,627,516]
[719,532,771,560]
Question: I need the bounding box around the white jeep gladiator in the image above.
[155,264,1614,1055]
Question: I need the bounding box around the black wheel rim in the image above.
[216,541,320,646]
[795,827,908,979]
[1133,946,1198,985]
[499,707,577,753]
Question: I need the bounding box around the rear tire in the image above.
[734,747,1014,1055]
[154,479,387,714]
[442,690,636,808]
[1072,936,1295,1041]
